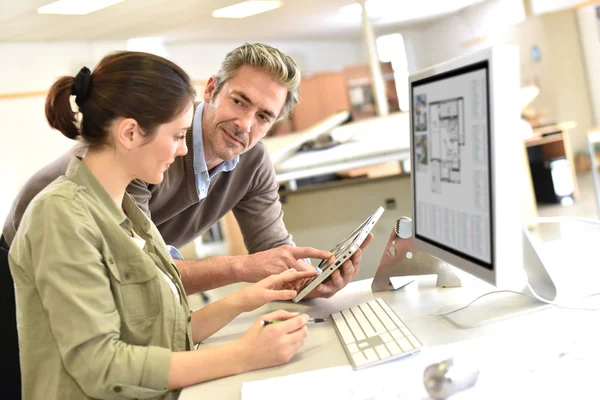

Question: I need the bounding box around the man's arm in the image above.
[174,257,240,294]
[175,245,331,294]
[232,143,294,253]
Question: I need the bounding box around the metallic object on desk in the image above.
[423,357,480,399]
[371,217,462,292]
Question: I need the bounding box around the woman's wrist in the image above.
[224,291,247,314]
[228,339,252,374]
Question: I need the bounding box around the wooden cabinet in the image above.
[290,72,351,132]
[290,63,400,132]
[343,62,399,121]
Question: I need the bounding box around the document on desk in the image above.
[242,334,599,400]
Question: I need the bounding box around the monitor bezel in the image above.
[409,45,523,288]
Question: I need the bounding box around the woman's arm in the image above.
[169,310,309,389]
[190,269,316,343]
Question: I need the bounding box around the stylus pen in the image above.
[261,317,328,326]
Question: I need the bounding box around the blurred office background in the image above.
[2,0,600,289]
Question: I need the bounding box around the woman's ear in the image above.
[114,118,139,150]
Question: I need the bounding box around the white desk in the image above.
[275,147,410,185]
[180,273,600,399]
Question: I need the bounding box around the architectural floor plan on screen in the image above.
[429,98,465,193]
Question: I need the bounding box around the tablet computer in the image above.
[292,206,384,303]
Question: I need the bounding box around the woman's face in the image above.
[132,102,194,184]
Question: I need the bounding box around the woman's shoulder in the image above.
[22,176,88,226]
[32,176,81,208]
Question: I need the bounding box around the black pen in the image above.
[261,317,328,326]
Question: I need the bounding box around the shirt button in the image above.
[124,272,131,280]
[188,315,192,323]
[113,385,122,393]
[108,257,114,264]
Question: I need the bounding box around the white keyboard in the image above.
[331,298,422,370]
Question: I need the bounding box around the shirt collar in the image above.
[192,102,239,176]
[66,156,127,227]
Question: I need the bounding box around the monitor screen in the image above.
[411,61,493,271]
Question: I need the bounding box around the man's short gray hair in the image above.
[213,43,301,120]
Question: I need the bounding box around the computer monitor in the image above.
[409,45,557,328]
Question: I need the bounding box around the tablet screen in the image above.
[299,214,375,291]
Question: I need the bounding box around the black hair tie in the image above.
[72,66,92,108]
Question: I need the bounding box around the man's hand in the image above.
[303,232,374,300]
[242,245,331,283]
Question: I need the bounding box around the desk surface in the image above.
[275,149,409,184]
[180,272,600,399]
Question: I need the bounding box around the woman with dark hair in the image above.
[9,51,314,400]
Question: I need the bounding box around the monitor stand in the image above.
[372,217,462,292]
[440,225,557,329]
[371,217,558,329]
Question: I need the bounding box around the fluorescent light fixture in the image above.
[338,0,486,23]
[212,1,282,19]
[37,0,126,15]
[530,0,582,15]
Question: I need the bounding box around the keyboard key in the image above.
[406,335,421,348]
[347,343,359,353]
[397,337,413,351]
[358,342,369,349]
[359,303,386,334]
[363,348,379,363]
[351,306,377,338]
[385,341,402,355]
[352,351,368,367]
[380,332,393,343]
[332,315,356,344]
[375,344,390,359]
[342,311,366,341]
[376,298,406,329]
[400,326,412,336]
[368,300,397,331]
[390,329,402,340]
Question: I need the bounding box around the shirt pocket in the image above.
[104,249,162,324]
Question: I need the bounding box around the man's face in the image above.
[202,65,288,162]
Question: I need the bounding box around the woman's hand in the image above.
[234,309,309,371]
[233,269,317,313]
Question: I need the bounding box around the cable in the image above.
[524,216,600,226]
[525,283,600,312]
[429,217,600,316]
[431,288,600,317]
[429,290,525,316]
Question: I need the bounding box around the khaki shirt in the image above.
[9,157,193,400]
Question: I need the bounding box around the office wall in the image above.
[399,0,526,72]
[0,42,127,230]
[540,10,594,154]
[167,40,366,79]
[577,4,600,126]
[399,3,593,154]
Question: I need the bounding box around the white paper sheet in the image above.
[242,334,599,400]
